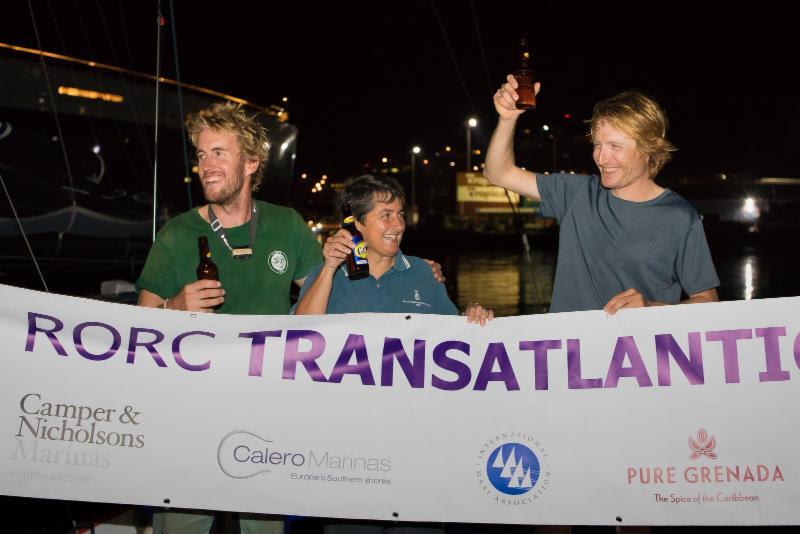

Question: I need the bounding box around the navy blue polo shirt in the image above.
[295,251,459,315]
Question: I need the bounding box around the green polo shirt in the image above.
[295,251,459,315]
[136,200,322,315]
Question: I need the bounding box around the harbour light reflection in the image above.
[744,257,755,301]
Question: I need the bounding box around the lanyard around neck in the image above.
[207,203,258,259]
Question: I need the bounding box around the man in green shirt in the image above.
[137,101,321,314]
[136,101,320,533]
[137,102,444,533]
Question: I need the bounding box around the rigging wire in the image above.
[45,0,136,192]
[26,0,78,209]
[115,0,155,169]
[168,0,195,210]
[467,0,537,287]
[427,0,476,114]
[44,0,103,178]
[151,0,165,242]
[43,0,68,56]
[0,171,50,293]
[94,0,151,187]
[67,0,102,147]
[468,0,495,100]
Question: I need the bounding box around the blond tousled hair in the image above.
[186,101,270,191]
[589,91,677,176]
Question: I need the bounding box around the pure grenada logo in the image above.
[626,427,784,485]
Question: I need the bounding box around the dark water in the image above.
[437,245,800,316]
[3,236,798,312]
[445,249,555,316]
[714,247,800,302]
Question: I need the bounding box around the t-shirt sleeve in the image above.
[291,210,323,282]
[536,173,591,222]
[431,278,459,315]
[135,234,179,299]
[436,288,460,316]
[290,263,323,313]
[676,216,720,295]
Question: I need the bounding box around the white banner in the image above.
[2,283,799,526]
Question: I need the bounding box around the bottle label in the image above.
[343,215,355,224]
[354,240,368,265]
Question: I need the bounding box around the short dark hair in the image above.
[340,175,406,223]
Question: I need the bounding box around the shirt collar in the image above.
[390,250,411,272]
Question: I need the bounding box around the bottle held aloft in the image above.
[342,204,369,281]
[196,236,219,281]
[514,37,536,110]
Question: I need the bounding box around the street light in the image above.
[466,117,478,172]
[411,146,421,225]
[543,124,558,170]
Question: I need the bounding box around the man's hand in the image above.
[171,279,225,312]
[423,259,445,283]
[465,302,495,326]
[604,287,719,316]
[603,288,647,316]
[494,74,541,121]
[322,229,354,272]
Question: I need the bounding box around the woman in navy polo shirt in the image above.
[295,175,492,325]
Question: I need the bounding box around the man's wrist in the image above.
[498,115,520,126]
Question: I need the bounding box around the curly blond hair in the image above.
[186,101,270,191]
[589,91,677,176]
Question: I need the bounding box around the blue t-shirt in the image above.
[295,251,459,315]
[537,173,720,313]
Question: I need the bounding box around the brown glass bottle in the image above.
[514,38,536,110]
[342,204,369,280]
[196,236,219,281]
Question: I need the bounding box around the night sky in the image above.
[4,0,800,180]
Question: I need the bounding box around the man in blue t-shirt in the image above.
[295,175,493,325]
[484,76,719,314]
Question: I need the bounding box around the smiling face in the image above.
[355,195,405,262]
[195,128,258,206]
[592,120,652,197]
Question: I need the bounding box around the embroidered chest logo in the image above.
[402,289,431,308]
[268,250,288,274]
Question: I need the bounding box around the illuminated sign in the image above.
[58,86,124,103]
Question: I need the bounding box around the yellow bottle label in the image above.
[354,241,368,261]
[343,215,355,224]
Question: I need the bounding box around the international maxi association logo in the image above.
[475,432,550,506]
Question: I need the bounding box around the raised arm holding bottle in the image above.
[484,69,719,315]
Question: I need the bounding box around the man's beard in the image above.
[202,159,246,206]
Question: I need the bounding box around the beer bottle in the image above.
[197,236,220,281]
[514,37,536,110]
[342,204,369,280]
